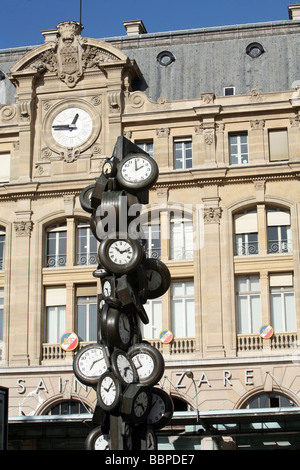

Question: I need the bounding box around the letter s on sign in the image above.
[17,378,26,394]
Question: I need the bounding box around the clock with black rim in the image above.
[142,258,171,299]
[85,426,110,450]
[110,348,139,386]
[100,306,133,350]
[79,184,95,214]
[97,370,122,413]
[73,343,109,386]
[116,153,159,192]
[147,387,174,430]
[127,341,165,386]
[120,383,152,425]
[98,233,144,274]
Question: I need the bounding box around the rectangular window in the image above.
[236,275,261,334]
[267,209,292,254]
[0,229,5,270]
[269,129,289,162]
[170,213,193,260]
[45,287,66,343]
[0,288,3,343]
[76,221,97,265]
[136,141,154,159]
[143,223,161,259]
[171,281,195,337]
[46,225,67,267]
[270,274,296,332]
[0,153,10,182]
[76,287,97,342]
[142,298,162,339]
[229,134,248,164]
[174,139,192,169]
[224,87,235,96]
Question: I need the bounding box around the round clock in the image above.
[73,343,109,386]
[116,153,159,192]
[79,184,95,214]
[85,426,110,450]
[100,306,133,350]
[120,384,152,425]
[147,387,174,429]
[97,371,122,412]
[140,426,157,450]
[142,258,171,299]
[128,342,165,386]
[51,107,93,148]
[102,156,119,178]
[110,348,139,386]
[98,233,144,274]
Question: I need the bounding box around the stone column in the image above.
[10,206,33,365]
[201,196,225,357]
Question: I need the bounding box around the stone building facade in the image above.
[1,5,300,450]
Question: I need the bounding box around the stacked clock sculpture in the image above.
[73,137,174,450]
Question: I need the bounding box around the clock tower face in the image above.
[51,107,93,148]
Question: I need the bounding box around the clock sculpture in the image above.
[73,137,174,450]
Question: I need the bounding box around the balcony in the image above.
[237,332,297,354]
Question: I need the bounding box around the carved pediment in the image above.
[10,21,136,88]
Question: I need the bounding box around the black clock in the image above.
[100,306,133,350]
[79,184,95,214]
[97,371,122,413]
[140,426,157,450]
[127,342,165,386]
[120,383,152,425]
[73,343,109,386]
[90,173,108,209]
[102,156,119,178]
[110,348,139,386]
[85,426,110,450]
[116,274,149,324]
[147,387,174,429]
[101,276,121,309]
[142,258,171,299]
[98,233,144,274]
[116,153,159,192]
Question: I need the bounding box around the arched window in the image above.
[242,392,296,409]
[45,222,67,267]
[44,399,92,415]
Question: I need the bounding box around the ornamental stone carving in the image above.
[14,221,33,237]
[203,207,222,224]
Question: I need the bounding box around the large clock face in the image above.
[51,107,93,148]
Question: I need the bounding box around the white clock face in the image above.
[108,240,133,265]
[103,280,112,297]
[116,354,134,384]
[51,107,93,148]
[100,375,117,406]
[78,347,107,378]
[121,156,152,183]
[95,434,110,450]
[132,352,155,380]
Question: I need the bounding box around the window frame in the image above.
[45,223,67,268]
[173,138,193,170]
[229,133,249,165]
[171,280,195,338]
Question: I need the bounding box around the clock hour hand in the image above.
[52,124,73,131]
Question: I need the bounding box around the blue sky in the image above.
[0,0,293,49]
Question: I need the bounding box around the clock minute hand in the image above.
[69,113,79,129]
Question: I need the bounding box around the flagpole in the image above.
[80,0,82,25]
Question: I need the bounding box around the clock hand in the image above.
[52,124,73,131]
[89,358,103,370]
[69,113,79,130]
